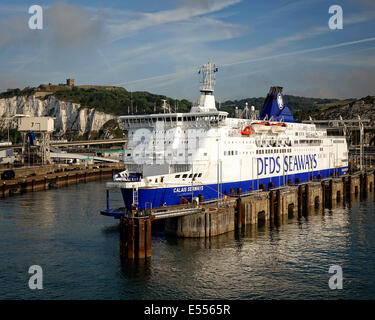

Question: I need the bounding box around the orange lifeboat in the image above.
[253,122,271,126]
[271,123,287,127]
[241,126,252,135]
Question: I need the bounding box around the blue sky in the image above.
[0,0,375,101]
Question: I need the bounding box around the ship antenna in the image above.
[198,61,218,93]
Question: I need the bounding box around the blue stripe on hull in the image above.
[121,167,348,210]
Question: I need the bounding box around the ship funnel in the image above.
[260,86,294,122]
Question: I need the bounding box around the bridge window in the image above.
[182,174,188,178]
[175,175,180,178]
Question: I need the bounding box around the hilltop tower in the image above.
[66,78,75,86]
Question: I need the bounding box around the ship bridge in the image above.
[119,111,228,130]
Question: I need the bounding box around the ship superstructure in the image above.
[114,62,348,210]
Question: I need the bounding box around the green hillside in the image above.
[1,85,351,121]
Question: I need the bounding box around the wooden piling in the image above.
[298,185,303,211]
[236,197,242,229]
[329,179,333,203]
[127,219,135,260]
[276,189,281,217]
[136,218,146,259]
[120,217,127,259]
[342,177,346,201]
[304,184,310,211]
[145,216,152,258]
[269,191,275,218]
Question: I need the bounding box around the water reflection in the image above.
[120,258,152,281]
[0,181,374,299]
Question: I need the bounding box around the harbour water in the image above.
[0,180,374,299]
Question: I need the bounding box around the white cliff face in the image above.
[0,95,116,136]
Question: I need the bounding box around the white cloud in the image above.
[106,0,241,41]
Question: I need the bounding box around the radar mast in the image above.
[191,62,218,113]
[198,61,218,93]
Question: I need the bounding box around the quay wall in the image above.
[0,163,124,198]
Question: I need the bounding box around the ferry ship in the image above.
[113,62,348,210]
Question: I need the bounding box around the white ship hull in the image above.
[113,64,348,210]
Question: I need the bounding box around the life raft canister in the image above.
[241,126,252,135]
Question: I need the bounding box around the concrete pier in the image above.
[163,171,375,238]
[165,205,236,238]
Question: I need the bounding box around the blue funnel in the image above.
[260,86,294,122]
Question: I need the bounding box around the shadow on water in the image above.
[101,223,120,234]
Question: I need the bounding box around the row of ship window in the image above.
[175,173,203,179]
[125,115,225,123]
[127,153,208,157]
[149,175,201,183]
[297,139,323,144]
[257,148,292,154]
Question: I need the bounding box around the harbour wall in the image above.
[0,163,124,198]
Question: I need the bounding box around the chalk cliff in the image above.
[0,95,116,137]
